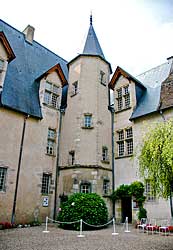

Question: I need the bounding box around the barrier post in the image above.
[124,217,130,233]
[77,219,85,237]
[112,217,119,235]
[43,216,50,233]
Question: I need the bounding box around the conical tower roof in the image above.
[82,15,105,59]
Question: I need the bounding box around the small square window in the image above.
[84,114,92,128]
[80,182,91,193]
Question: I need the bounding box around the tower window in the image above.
[71,81,78,96]
[0,167,7,192]
[80,182,91,193]
[83,114,93,128]
[69,151,75,165]
[100,71,106,86]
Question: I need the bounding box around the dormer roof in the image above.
[82,15,105,59]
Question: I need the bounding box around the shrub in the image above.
[57,193,108,230]
[138,207,147,220]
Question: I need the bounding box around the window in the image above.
[0,59,4,72]
[46,128,56,155]
[41,173,51,194]
[0,167,7,192]
[84,114,92,128]
[116,85,130,111]
[80,182,91,193]
[145,180,155,201]
[100,71,106,85]
[118,141,124,156]
[103,179,109,195]
[69,151,75,165]
[44,81,60,109]
[116,127,133,157]
[102,147,109,161]
[71,81,78,96]
[116,88,123,111]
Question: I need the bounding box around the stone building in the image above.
[0,17,172,224]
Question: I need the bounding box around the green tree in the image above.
[138,119,173,217]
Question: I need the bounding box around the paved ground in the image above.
[0,224,173,250]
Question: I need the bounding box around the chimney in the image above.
[23,25,35,44]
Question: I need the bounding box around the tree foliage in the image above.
[139,119,173,199]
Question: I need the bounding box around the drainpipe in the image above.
[53,109,64,221]
[108,90,115,218]
[11,114,29,224]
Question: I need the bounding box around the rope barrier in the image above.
[42,216,125,236]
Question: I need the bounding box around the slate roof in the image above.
[0,19,68,118]
[83,15,105,59]
[130,59,172,119]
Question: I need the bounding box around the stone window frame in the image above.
[100,70,106,86]
[82,113,94,129]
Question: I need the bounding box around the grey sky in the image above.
[1,0,173,76]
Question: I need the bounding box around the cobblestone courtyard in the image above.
[0,224,173,250]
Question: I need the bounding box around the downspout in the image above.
[108,89,115,218]
[11,114,29,224]
[53,109,63,221]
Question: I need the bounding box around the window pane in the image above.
[125,94,130,108]
[52,93,58,108]
[117,88,122,98]
[117,98,123,110]
[53,85,59,94]
[118,141,124,156]
[127,139,133,155]
[0,167,7,191]
[126,128,133,138]
[124,85,129,95]
[45,82,52,91]
[118,130,124,140]
[44,91,51,105]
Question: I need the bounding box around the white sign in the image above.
[43,197,49,207]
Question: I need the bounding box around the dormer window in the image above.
[116,85,130,111]
[44,81,60,109]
